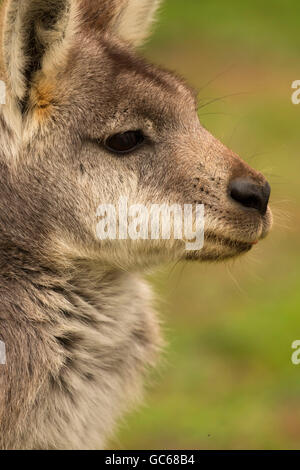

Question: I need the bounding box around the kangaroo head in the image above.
[0,0,272,271]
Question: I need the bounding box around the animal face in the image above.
[0,0,272,271]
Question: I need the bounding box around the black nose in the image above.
[229,178,271,215]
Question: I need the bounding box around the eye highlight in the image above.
[104,130,145,154]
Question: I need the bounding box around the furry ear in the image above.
[113,0,163,46]
[78,0,163,46]
[1,0,163,109]
[1,0,75,107]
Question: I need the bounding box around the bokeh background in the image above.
[111,0,300,450]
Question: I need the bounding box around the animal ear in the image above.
[1,0,163,109]
[78,0,163,47]
[1,0,75,108]
[113,0,163,46]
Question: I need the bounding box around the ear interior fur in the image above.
[2,0,72,108]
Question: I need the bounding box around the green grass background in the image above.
[112,0,300,450]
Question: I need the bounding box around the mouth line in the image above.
[205,231,256,251]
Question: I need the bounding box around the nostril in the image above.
[229,178,270,216]
[230,181,261,211]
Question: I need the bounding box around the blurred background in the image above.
[111,0,300,450]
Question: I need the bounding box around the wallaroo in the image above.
[0,0,272,449]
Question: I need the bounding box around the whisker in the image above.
[197,91,250,111]
[197,64,236,93]
[226,264,248,296]
[198,111,234,117]
[270,199,293,205]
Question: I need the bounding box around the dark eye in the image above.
[104,130,145,154]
